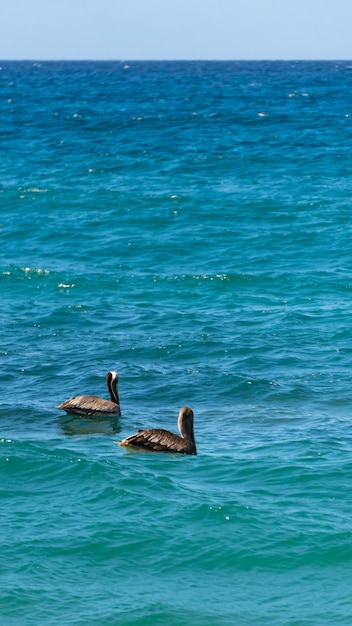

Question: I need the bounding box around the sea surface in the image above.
[1,60,352,625]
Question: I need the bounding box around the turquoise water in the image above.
[2,61,352,625]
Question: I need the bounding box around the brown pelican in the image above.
[57,371,121,417]
[116,407,196,455]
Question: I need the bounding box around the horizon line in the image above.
[1,58,351,63]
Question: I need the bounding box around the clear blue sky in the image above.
[1,0,352,60]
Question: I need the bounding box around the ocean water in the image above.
[1,60,352,625]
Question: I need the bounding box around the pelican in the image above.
[57,371,121,416]
[116,406,196,455]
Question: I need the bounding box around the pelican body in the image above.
[117,407,196,455]
[57,371,121,417]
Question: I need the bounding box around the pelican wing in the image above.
[121,428,196,454]
[57,395,120,416]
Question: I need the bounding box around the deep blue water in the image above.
[2,60,352,625]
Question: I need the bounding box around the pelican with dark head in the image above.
[57,371,121,417]
[116,406,196,455]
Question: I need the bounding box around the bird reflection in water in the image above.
[59,413,121,437]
